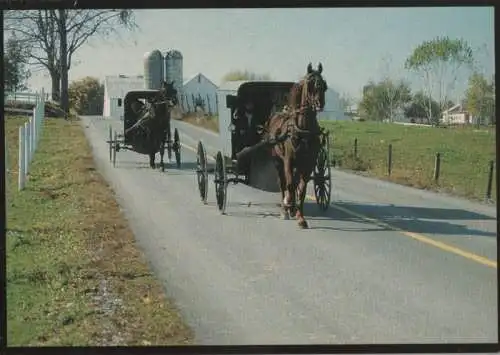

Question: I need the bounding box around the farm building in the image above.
[441,104,470,125]
[181,73,218,114]
[319,87,347,121]
[103,75,145,119]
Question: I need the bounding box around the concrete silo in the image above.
[143,50,164,90]
[164,49,183,97]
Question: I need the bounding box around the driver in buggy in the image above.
[233,98,262,149]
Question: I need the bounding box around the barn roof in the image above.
[182,73,218,88]
[104,75,145,99]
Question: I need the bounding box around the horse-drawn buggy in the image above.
[196,63,332,228]
[107,81,181,171]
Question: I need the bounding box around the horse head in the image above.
[161,80,179,108]
[303,62,328,113]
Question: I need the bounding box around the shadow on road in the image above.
[303,201,497,238]
[111,161,199,174]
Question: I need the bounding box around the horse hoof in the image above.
[298,220,309,229]
[281,212,289,220]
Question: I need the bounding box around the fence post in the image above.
[185,95,190,112]
[31,113,35,160]
[387,144,393,176]
[486,160,494,200]
[18,126,26,191]
[24,122,30,173]
[32,108,37,152]
[354,138,358,158]
[5,141,9,185]
[433,153,441,182]
[207,94,212,115]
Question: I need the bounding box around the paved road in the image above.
[81,116,497,345]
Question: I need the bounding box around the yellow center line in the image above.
[181,141,497,269]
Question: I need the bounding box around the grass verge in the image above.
[179,114,496,202]
[320,120,496,202]
[177,113,219,133]
[6,115,193,346]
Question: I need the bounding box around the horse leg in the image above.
[159,138,166,171]
[295,173,309,229]
[282,155,295,218]
[273,156,289,220]
[149,152,156,169]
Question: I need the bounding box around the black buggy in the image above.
[107,89,181,171]
[195,80,331,214]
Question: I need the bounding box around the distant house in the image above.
[441,104,470,125]
[103,75,145,119]
[181,73,218,114]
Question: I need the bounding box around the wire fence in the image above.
[179,93,218,116]
[15,89,46,191]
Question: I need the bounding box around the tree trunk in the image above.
[58,9,69,119]
[50,71,61,102]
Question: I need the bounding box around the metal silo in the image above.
[143,49,164,90]
[164,49,183,97]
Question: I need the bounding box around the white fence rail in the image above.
[5,91,49,105]
[15,89,46,191]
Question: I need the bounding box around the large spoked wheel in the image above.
[173,128,181,169]
[313,133,331,211]
[196,141,208,204]
[214,151,228,214]
[112,131,118,168]
[108,125,113,162]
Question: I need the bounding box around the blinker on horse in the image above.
[265,62,328,229]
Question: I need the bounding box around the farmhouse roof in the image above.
[104,75,145,99]
[442,103,463,114]
[183,73,218,88]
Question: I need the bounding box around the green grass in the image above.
[178,113,219,133]
[177,113,496,202]
[6,115,193,346]
[320,120,496,202]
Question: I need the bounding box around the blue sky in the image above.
[27,7,495,101]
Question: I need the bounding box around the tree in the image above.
[379,54,410,122]
[68,76,104,115]
[404,91,440,123]
[4,10,137,116]
[405,36,474,125]
[222,70,271,82]
[465,72,495,126]
[358,79,411,121]
[3,33,31,92]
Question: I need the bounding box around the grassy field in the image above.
[5,115,193,346]
[320,120,496,202]
[177,113,219,133]
[180,115,496,202]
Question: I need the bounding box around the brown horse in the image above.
[263,63,328,228]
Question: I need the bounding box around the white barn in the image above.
[103,75,145,119]
[319,87,347,121]
[181,73,218,114]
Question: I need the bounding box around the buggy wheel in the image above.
[112,131,118,168]
[196,141,208,204]
[108,125,113,162]
[174,128,181,169]
[313,134,331,210]
[214,151,228,214]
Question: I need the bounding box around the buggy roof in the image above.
[218,80,295,95]
[124,89,161,101]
